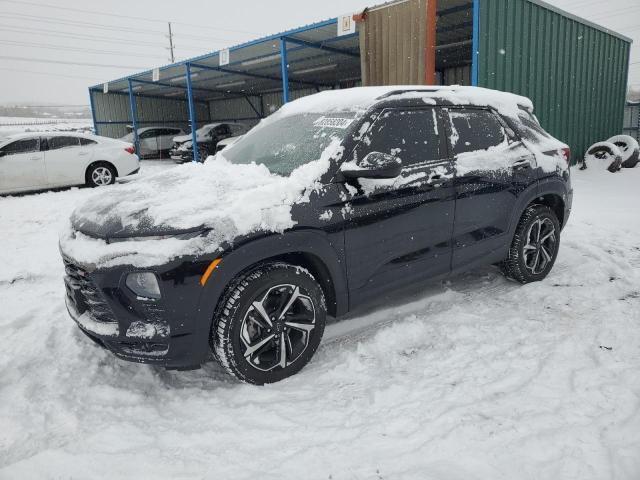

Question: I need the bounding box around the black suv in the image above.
[61,87,572,384]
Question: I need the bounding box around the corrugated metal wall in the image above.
[359,0,429,85]
[443,65,472,86]
[476,0,631,160]
[623,103,640,142]
[92,91,209,138]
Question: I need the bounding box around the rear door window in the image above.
[79,137,97,146]
[355,108,443,168]
[0,138,40,156]
[448,109,507,154]
[48,136,80,150]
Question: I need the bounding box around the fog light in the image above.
[126,272,161,300]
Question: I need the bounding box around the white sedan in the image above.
[0,132,139,195]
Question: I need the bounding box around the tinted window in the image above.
[355,108,442,167]
[48,136,80,150]
[215,125,231,136]
[139,130,156,139]
[157,128,180,136]
[449,109,507,154]
[0,138,40,156]
[79,137,97,146]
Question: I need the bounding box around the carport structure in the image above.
[90,18,361,162]
[90,0,479,162]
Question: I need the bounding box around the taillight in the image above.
[125,146,135,154]
[561,147,571,165]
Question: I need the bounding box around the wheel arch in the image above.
[194,230,348,353]
[530,193,565,227]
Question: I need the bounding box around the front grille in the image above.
[63,258,116,324]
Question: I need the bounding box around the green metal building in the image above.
[474,0,632,161]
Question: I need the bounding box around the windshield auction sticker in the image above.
[313,117,354,129]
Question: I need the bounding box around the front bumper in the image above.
[169,147,193,163]
[62,254,214,368]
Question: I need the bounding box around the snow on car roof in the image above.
[2,131,97,141]
[277,86,534,119]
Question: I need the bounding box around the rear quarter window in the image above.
[448,109,507,154]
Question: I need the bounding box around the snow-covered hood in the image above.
[60,140,343,268]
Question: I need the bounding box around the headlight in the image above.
[126,272,161,300]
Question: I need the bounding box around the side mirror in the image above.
[341,151,402,179]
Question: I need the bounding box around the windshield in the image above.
[222,113,357,176]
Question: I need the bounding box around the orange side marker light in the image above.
[200,258,222,286]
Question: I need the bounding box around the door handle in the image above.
[428,174,448,186]
[513,158,531,170]
[78,152,89,156]
[29,156,40,161]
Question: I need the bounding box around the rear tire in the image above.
[86,162,116,187]
[500,205,561,284]
[212,262,326,384]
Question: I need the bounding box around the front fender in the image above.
[188,229,348,364]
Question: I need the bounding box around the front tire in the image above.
[86,163,116,187]
[500,205,561,284]
[212,262,326,384]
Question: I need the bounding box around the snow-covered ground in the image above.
[0,165,639,479]
[0,117,93,137]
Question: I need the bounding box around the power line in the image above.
[0,39,168,59]
[0,23,168,48]
[0,55,145,69]
[0,12,248,44]
[0,0,261,35]
[0,12,167,36]
[0,67,103,81]
[0,24,222,53]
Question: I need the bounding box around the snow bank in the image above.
[60,139,344,268]
[1,167,640,479]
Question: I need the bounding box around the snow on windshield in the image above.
[60,138,345,268]
[223,112,355,176]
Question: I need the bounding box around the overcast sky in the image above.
[0,0,638,105]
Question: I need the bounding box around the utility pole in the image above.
[167,22,175,63]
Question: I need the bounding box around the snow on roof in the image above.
[277,86,535,119]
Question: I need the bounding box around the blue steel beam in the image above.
[185,63,199,163]
[91,87,209,105]
[88,87,98,135]
[281,36,360,58]
[189,62,331,88]
[129,78,226,95]
[280,37,289,104]
[472,0,480,86]
[127,79,140,155]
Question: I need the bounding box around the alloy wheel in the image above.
[240,284,316,372]
[523,218,557,275]
[92,166,113,186]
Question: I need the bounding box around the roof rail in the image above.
[375,86,457,100]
